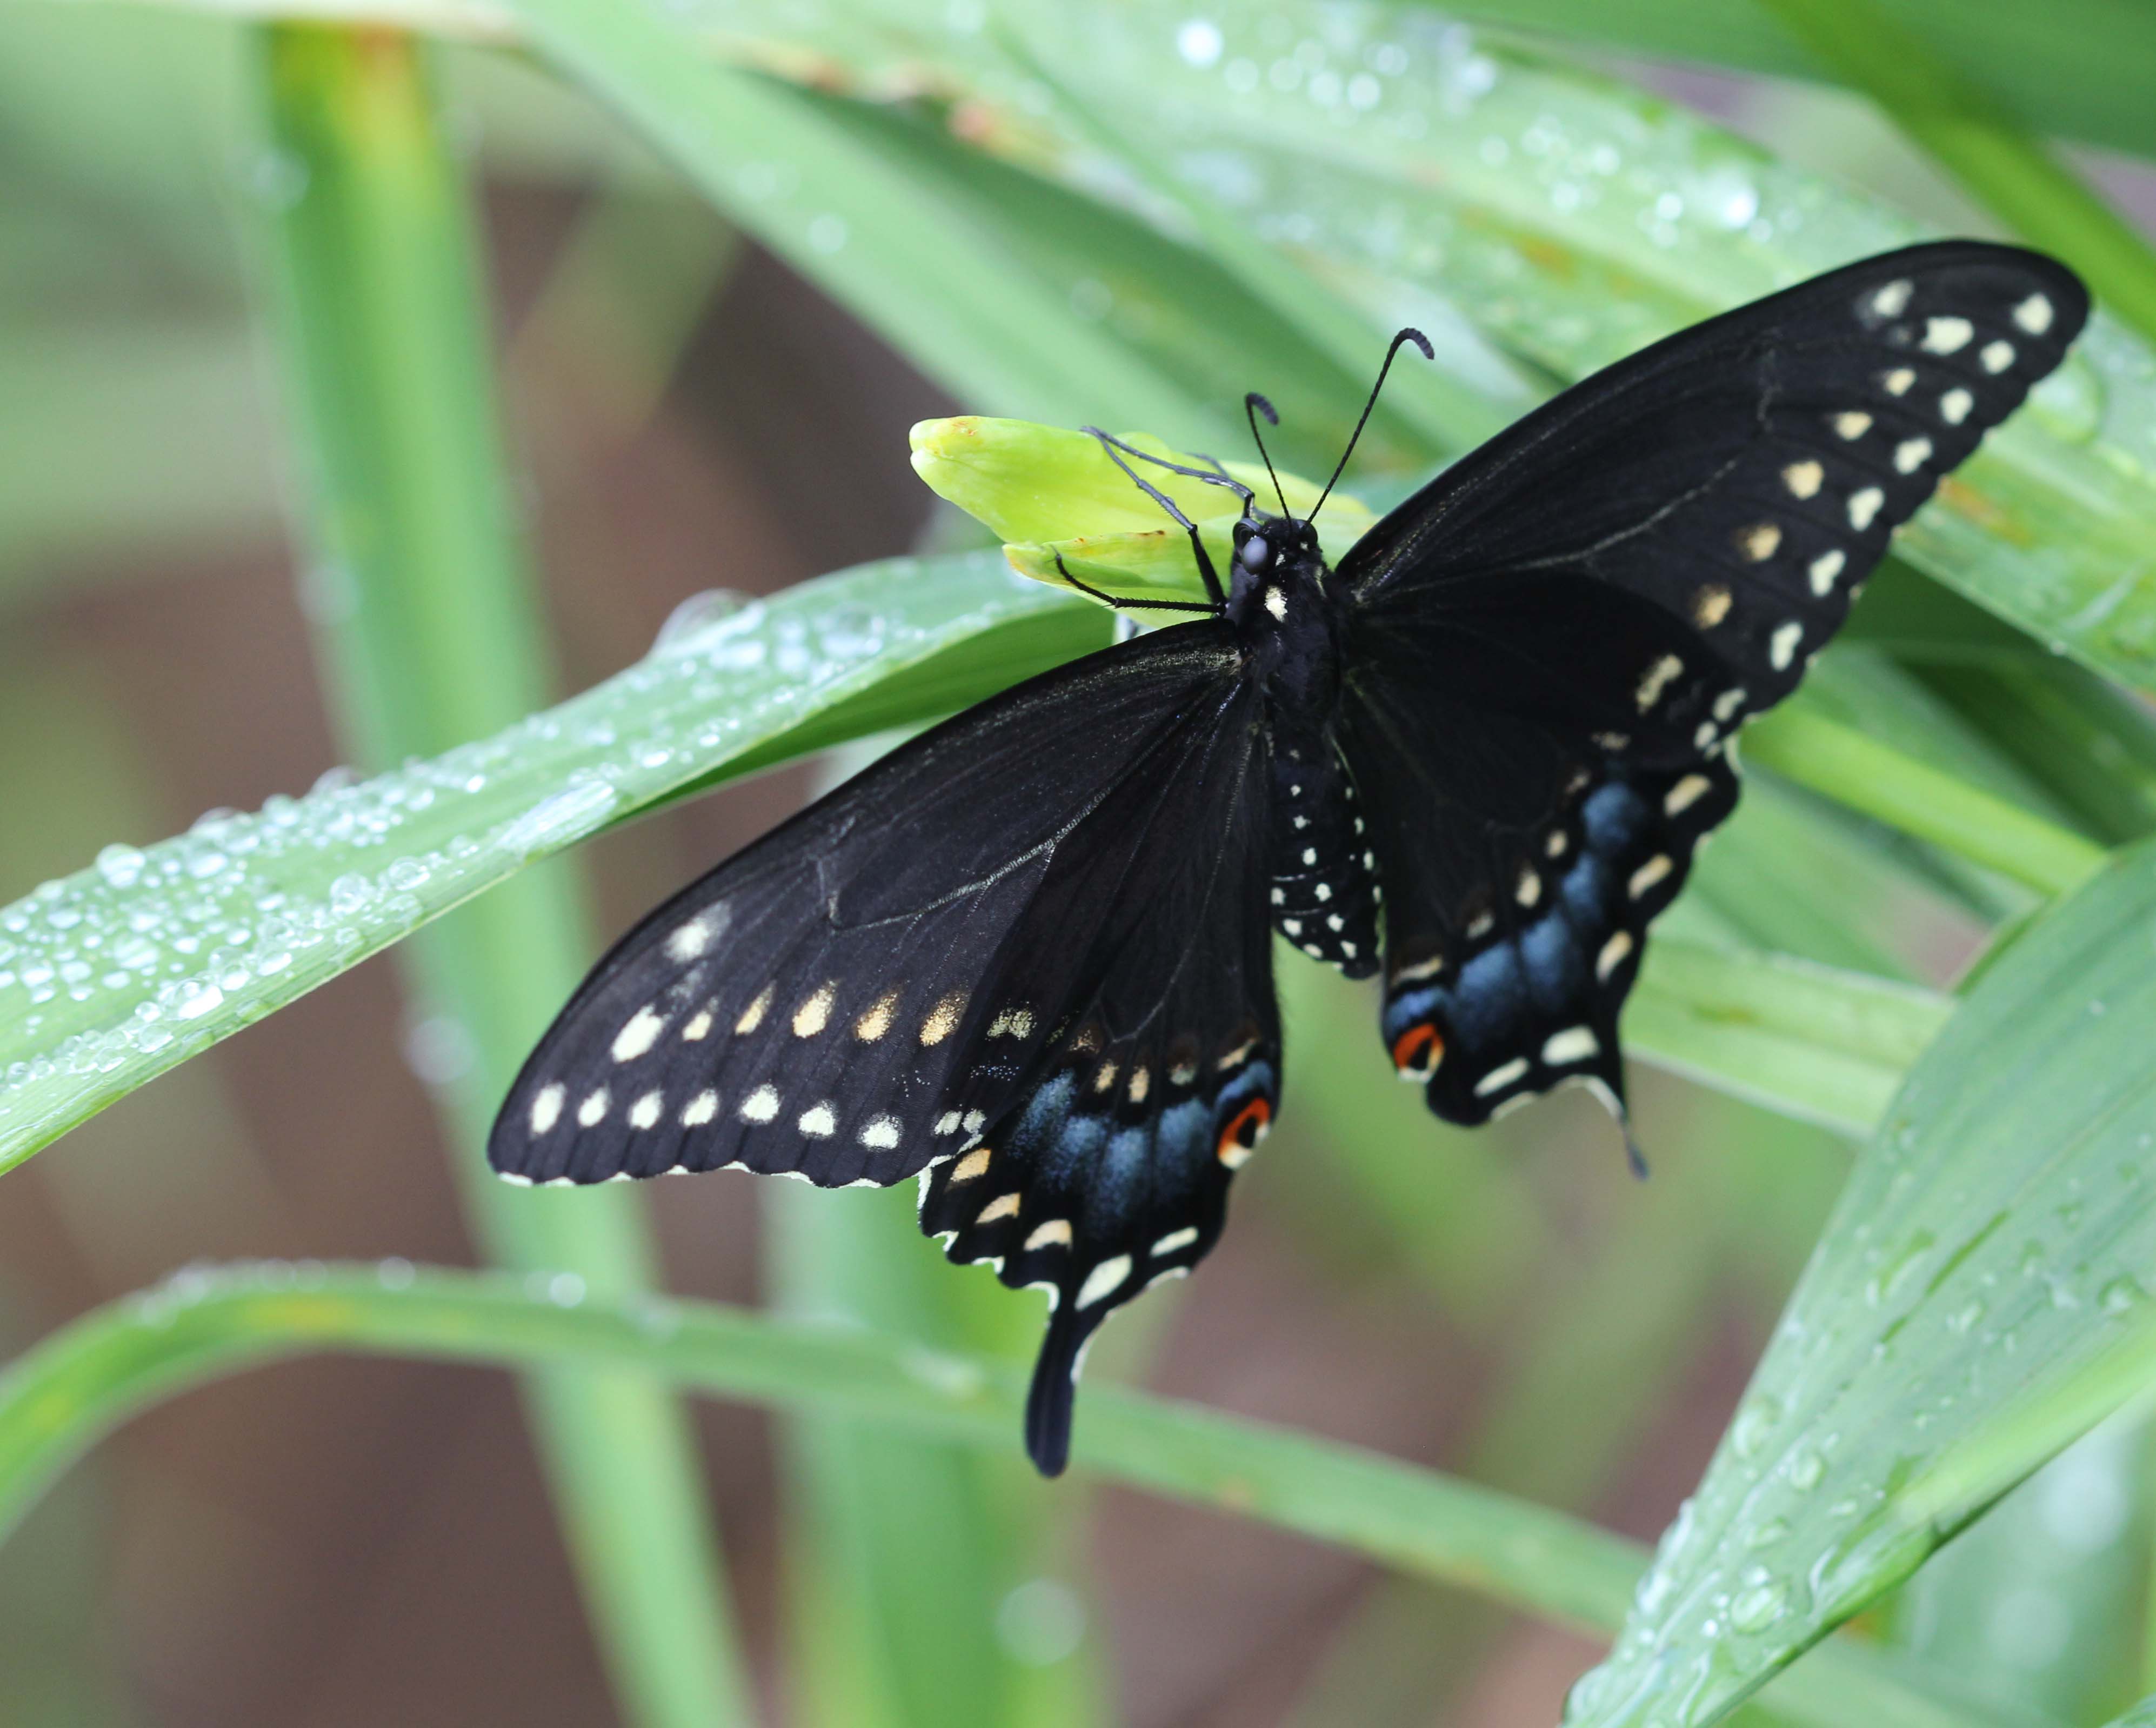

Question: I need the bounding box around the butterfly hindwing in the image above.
[917,664,1279,1474]
[488,623,1252,1192]
[1337,242,2086,1121]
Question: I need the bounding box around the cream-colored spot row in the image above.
[1025,1219,1072,1252]
[1738,522,1781,563]
[1712,687,1746,724]
[625,1090,663,1130]
[950,1145,992,1183]
[1152,1226,1200,1257]
[739,1085,779,1124]
[578,1087,610,1127]
[1808,549,1846,596]
[1847,487,1884,531]
[1770,620,1805,670]
[798,1102,837,1138]
[1881,367,1915,396]
[735,985,772,1035]
[1894,437,1932,474]
[860,1116,902,1150]
[1516,868,1540,909]
[1980,339,2014,373]
[1693,584,1732,628]
[987,1006,1035,1038]
[1940,387,1973,425]
[682,1090,718,1127]
[2013,292,2053,335]
[1869,279,1913,318]
[680,1008,713,1042]
[1832,411,1872,441]
[1782,460,1823,500]
[977,1191,1022,1225]
[1596,930,1633,982]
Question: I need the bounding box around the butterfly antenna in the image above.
[1312,327,1435,521]
[1622,1116,1651,1182]
[1244,392,1292,521]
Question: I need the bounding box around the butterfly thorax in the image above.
[1227,513,1382,979]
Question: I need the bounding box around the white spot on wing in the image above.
[1152,1226,1200,1256]
[1980,339,2015,373]
[792,982,835,1038]
[798,1102,837,1138]
[1894,436,1932,473]
[740,1085,779,1124]
[1781,461,1823,500]
[2013,292,2054,335]
[1635,653,1683,711]
[1628,855,1672,899]
[735,986,772,1035]
[1847,486,1885,531]
[611,1006,666,1063]
[1475,1057,1530,1097]
[1770,620,1804,670]
[977,1191,1022,1224]
[629,1090,664,1130]
[1738,522,1781,562]
[680,1009,713,1042]
[1542,1026,1599,1065]
[578,1087,610,1126]
[1664,774,1711,817]
[1940,387,1974,425]
[1808,549,1846,595]
[682,1090,718,1126]
[935,1111,962,1136]
[860,1115,901,1149]
[529,1083,565,1135]
[1832,411,1872,441]
[1882,367,1915,396]
[1868,279,1913,318]
[1921,315,1973,354]
[666,914,717,962]
[988,1007,1035,1038]
[1596,930,1633,980]
[1025,1219,1073,1251]
[1077,1256,1133,1309]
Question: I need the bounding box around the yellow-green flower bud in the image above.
[910,416,1378,609]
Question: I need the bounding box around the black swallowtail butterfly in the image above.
[490,242,2086,1475]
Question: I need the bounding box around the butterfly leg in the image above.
[1079,428,1235,610]
[1051,552,1220,617]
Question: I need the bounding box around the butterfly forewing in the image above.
[489,625,1249,1191]
[1339,242,2086,1120]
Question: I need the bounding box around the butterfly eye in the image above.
[1238,535,1270,571]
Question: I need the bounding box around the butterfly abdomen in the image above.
[1266,719,1380,979]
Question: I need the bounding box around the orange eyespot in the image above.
[1216,1097,1272,1168]
[1392,1024,1444,1075]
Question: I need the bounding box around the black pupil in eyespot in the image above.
[1240,536,1270,570]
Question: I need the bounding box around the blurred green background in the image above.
[5,2,2156,1725]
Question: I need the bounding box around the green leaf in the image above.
[1623,939,1952,1138]
[0,1259,2079,1728]
[1566,837,2156,1727]
[0,552,1096,1175]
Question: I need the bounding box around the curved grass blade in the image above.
[1566,836,2156,1727]
[0,1259,2076,1728]
[0,553,1102,1173]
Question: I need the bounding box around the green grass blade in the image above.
[249,29,748,1725]
[1752,0,2156,347]
[1742,702,2109,896]
[0,552,1102,1173]
[1624,939,1953,1138]
[1567,836,2156,1728]
[0,1260,2075,1728]
[500,0,1210,441]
